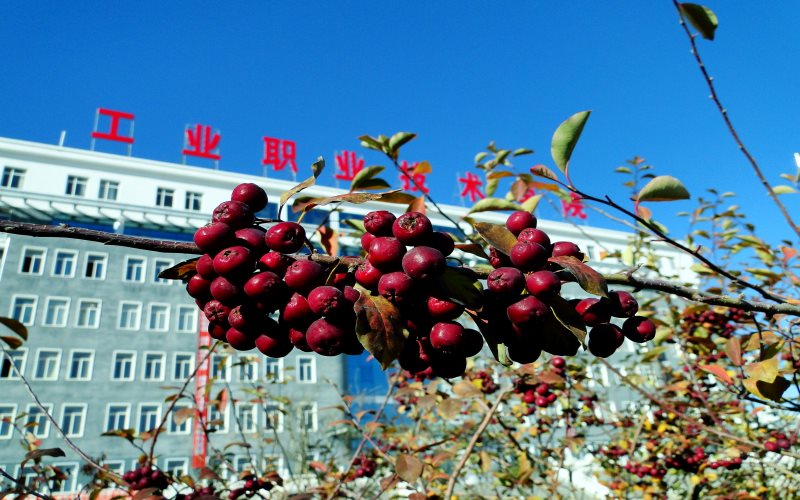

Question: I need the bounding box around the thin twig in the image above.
[443,388,509,499]
[0,467,53,500]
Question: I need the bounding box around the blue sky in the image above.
[1,2,798,243]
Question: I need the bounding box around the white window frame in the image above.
[26,403,53,438]
[263,403,284,433]
[111,351,136,381]
[210,354,231,382]
[123,256,146,283]
[32,349,61,381]
[163,458,188,478]
[206,404,229,434]
[297,356,316,384]
[138,403,162,434]
[98,179,119,201]
[19,246,46,275]
[173,352,194,380]
[42,296,70,327]
[50,462,78,494]
[0,404,17,439]
[168,403,192,435]
[104,403,131,432]
[299,402,318,432]
[176,306,197,333]
[83,252,108,280]
[10,294,38,326]
[237,403,258,433]
[65,175,88,197]
[75,299,101,329]
[265,357,283,382]
[142,352,166,382]
[156,187,175,208]
[66,350,94,381]
[152,259,173,285]
[147,303,170,332]
[103,460,125,476]
[185,191,202,211]
[118,301,142,330]
[51,250,78,278]
[60,403,87,438]
[1,349,27,380]
[1,166,25,188]
[238,357,259,382]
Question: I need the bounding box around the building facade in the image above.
[0,136,693,494]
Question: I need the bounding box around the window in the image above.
[84,253,107,279]
[207,405,228,433]
[169,404,192,434]
[0,405,17,439]
[52,250,77,277]
[65,175,88,196]
[103,460,125,476]
[50,463,78,493]
[297,356,316,383]
[138,404,161,433]
[33,349,61,380]
[75,299,101,328]
[148,304,169,331]
[43,297,69,327]
[20,248,45,274]
[174,353,194,380]
[185,192,202,211]
[238,357,259,382]
[163,458,188,478]
[67,351,94,380]
[237,404,257,433]
[0,350,26,379]
[105,404,130,432]
[299,403,318,432]
[10,295,37,326]
[156,188,174,208]
[98,180,119,201]
[211,354,230,381]
[111,352,135,381]
[153,259,173,284]
[124,257,146,282]
[118,302,142,330]
[264,403,283,432]
[265,358,283,382]
[60,404,86,437]
[233,456,254,475]
[143,353,166,381]
[1,166,25,188]
[176,306,197,333]
[26,404,53,438]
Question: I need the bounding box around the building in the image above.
[0,136,693,495]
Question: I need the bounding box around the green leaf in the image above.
[351,178,391,191]
[679,3,719,41]
[549,295,587,345]
[521,194,543,213]
[376,192,418,205]
[353,286,407,369]
[512,148,534,157]
[358,135,384,152]
[388,132,417,156]
[454,243,490,261]
[395,454,424,483]
[530,164,559,181]
[466,197,523,215]
[548,256,608,297]
[615,166,632,174]
[472,222,517,256]
[474,152,489,165]
[550,111,591,175]
[772,185,797,195]
[0,317,27,341]
[350,165,384,189]
[636,175,690,202]
[302,189,401,211]
[280,157,325,210]
[341,219,366,234]
[158,258,199,282]
[436,267,483,309]
[641,345,668,363]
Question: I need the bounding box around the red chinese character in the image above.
[262,137,298,174]
[182,124,221,160]
[334,150,365,181]
[562,193,587,220]
[458,172,486,203]
[91,108,135,144]
[399,161,429,194]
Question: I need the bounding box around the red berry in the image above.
[212,200,254,229]
[231,183,268,212]
[525,270,561,300]
[488,247,511,268]
[213,246,254,277]
[368,237,406,271]
[608,291,639,318]
[506,211,537,235]
[283,259,325,294]
[265,222,306,254]
[364,210,396,236]
[430,321,466,351]
[392,212,432,246]
[204,300,232,323]
[401,246,445,280]
[226,328,256,350]
[307,286,347,317]
[194,222,235,254]
[426,231,455,256]
[255,333,293,358]
[354,261,382,290]
[588,323,623,358]
[243,271,284,302]
[622,316,656,343]
[280,292,314,327]
[306,318,348,356]
[551,356,566,369]
[551,241,584,260]
[257,251,294,276]
[575,298,611,326]
[235,227,268,254]
[517,228,551,249]
[210,276,244,305]
[427,296,464,321]
[507,296,549,325]
[377,272,415,305]
[361,232,376,252]
[509,241,548,272]
[195,254,216,279]
[487,267,525,298]
[186,274,212,300]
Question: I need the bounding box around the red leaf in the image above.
[698,364,733,385]
[548,255,608,297]
[353,287,407,369]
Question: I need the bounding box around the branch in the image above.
[672,0,800,240]
[443,388,509,499]
[0,467,53,500]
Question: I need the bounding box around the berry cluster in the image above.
[228,475,274,499]
[175,486,216,500]
[122,464,168,491]
[663,446,708,473]
[516,381,558,412]
[469,370,499,394]
[353,455,378,479]
[681,307,747,339]
[764,432,794,452]
[707,456,744,470]
[477,211,656,364]
[623,461,667,479]
[357,210,484,378]
[188,183,363,358]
